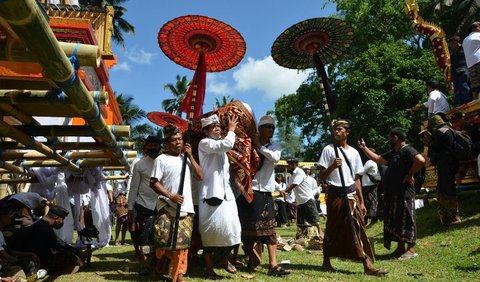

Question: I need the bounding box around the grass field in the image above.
[39,192,480,281]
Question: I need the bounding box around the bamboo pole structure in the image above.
[0,160,35,177]
[0,119,80,171]
[0,150,137,160]
[2,125,130,138]
[0,39,101,68]
[0,90,108,105]
[0,141,135,150]
[10,158,135,168]
[0,0,130,169]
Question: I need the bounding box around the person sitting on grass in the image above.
[6,205,84,275]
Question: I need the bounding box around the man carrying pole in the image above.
[149,125,203,282]
[318,119,386,276]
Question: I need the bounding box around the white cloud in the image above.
[206,73,233,95]
[232,56,309,100]
[124,47,156,64]
[111,61,131,72]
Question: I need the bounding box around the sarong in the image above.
[237,191,276,237]
[362,184,378,219]
[154,210,193,250]
[193,100,260,203]
[468,62,480,90]
[436,160,459,225]
[323,194,374,262]
[383,193,416,249]
[237,191,277,269]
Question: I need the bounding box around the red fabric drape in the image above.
[180,53,207,120]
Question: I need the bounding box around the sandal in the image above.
[222,261,237,273]
[365,268,388,277]
[398,252,419,260]
[176,274,186,282]
[267,265,291,276]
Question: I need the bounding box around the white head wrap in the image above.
[201,114,220,129]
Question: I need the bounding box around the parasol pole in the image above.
[170,52,204,251]
[312,51,357,247]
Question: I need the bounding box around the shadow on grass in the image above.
[414,193,480,239]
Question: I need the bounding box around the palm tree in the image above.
[214,95,234,109]
[162,75,189,116]
[115,93,158,152]
[79,0,135,47]
[116,93,145,124]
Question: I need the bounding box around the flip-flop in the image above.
[267,265,291,276]
[398,252,419,260]
[223,261,237,273]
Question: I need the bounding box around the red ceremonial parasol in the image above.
[146,112,189,133]
[157,15,246,251]
[158,15,246,120]
[271,17,358,247]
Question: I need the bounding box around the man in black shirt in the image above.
[359,128,425,260]
[428,115,462,226]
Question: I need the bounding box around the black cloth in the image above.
[381,145,419,248]
[430,125,459,197]
[237,190,276,237]
[362,184,378,218]
[274,199,288,226]
[382,145,419,199]
[296,199,320,227]
[134,203,155,248]
[450,46,468,74]
[6,219,77,272]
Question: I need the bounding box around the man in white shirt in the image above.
[197,114,242,279]
[282,160,322,240]
[463,22,480,100]
[360,158,381,224]
[127,135,161,275]
[407,80,450,120]
[149,125,203,282]
[302,166,322,214]
[318,119,385,276]
[237,116,290,276]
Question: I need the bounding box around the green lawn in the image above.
[40,192,480,281]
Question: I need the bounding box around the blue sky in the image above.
[109,0,336,124]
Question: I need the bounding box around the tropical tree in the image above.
[214,95,234,109]
[79,0,135,47]
[115,93,158,152]
[162,75,189,116]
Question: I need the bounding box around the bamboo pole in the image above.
[9,158,134,168]
[0,178,32,184]
[0,39,101,67]
[0,160,35,177]
[102,166,129,171]
[0,0,130,169]
[0,141,135,150]
[0,104,36,125]
[0,90,108,105]
[3,125,130,138]
[0,150,137,160]
[104,175,129,180]
[0,119,80,171]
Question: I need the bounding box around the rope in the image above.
[53,43,81,89]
